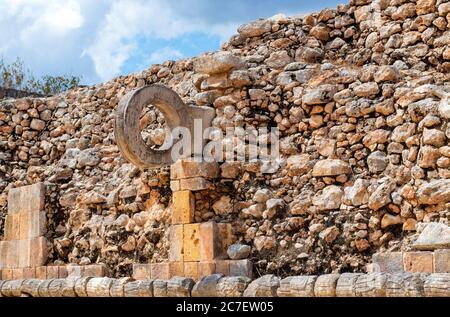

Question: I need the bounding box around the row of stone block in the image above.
[371,250,450,274]
[169,221,233,262]
[0,264,110,280]
[3,211,46,241]
[0,276,247,297]
[0,237,47,268]
[133,259,252,281]
[1,273,450,297]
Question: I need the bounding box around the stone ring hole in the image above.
[114,84,215,169]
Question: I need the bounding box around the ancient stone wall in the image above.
[0,87,44,100]
[1,273,450,297]
[0,0,449,278]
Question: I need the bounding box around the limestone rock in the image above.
[124,280,153,297]
[374,66,399,82]
[212,195,233,215]
[194,51,244,75]
[265,51,292,69]
[416,179,450,205]
[227,244,251,260]
[413,222,450,250]
[354,273,388,297]
[424,274,450,297]
[313,185,343,211]
[216,276,251,297]
[314,274,340,297]
[336,273,362,297]
[302,85,337,105]
[438,96,450,119]
[286,154,313,176]
[253,189,271,203]
[385,273,427,297]
[381,213,402,229]
[285,276,316,297]
[243,274,280,297]
[368,178,396,210]
[344,179,369,206]
[192,274,223,297]
[422,129,446,147]
[167,277,195,297]
[367,151,388,173]
[312,159,351,177]
[238,19,272,39]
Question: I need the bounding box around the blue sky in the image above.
[0,0,342,85]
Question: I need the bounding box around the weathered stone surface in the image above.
[238,19,272,38]
[404,252,434,273]
[132,264,152,280]
[20,279,43,297]
[354,273,388,297]
[381,213,402,229]
[243,274,280,297]
[110,277,133,297]
[194,52,244,75]
[7,182,45,214]
[385,273,427,297]
[434,250,450,273]
[424,274,450,297]
[313,185,343,211]
[216,276,251,297]
[229,259,253,278]
[372,252,404,274]
[152,280,167,297]
[124,280,153,297]
[312,159,351,177]
[367,151,388,173]
[368,178,396,210]
[417,146,440,168]
[172,191,195,224]
[344,179,369,206]
[336,273,362,297]
[302,85,337,105]
[1,280,24,297]
[413,223,450,250]
[2,0,450,282]
[416,180,450,205]
[170,159,219,180]
[227,244,251,260]
[278,276,317,297]
[374,66,399,83]
[266,51,292,69]
[192,274,223,297]
[314,274,340,297]
[86,277,113,297]
[212,195,233,216]
[167,277,195,297]
[74,277,92,297]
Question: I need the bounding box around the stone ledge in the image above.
[371,250,450,274]
[1,273,449,297]
[0,264,110,280]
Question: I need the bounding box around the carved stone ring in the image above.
[114,84,215,169]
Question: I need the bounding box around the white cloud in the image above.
[148,47,184,64]
[20,1,84,42]
[84,0,240,80]
[0,0,320,84]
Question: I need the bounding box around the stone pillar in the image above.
[132,159,253,281]
[0,183,48,278]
